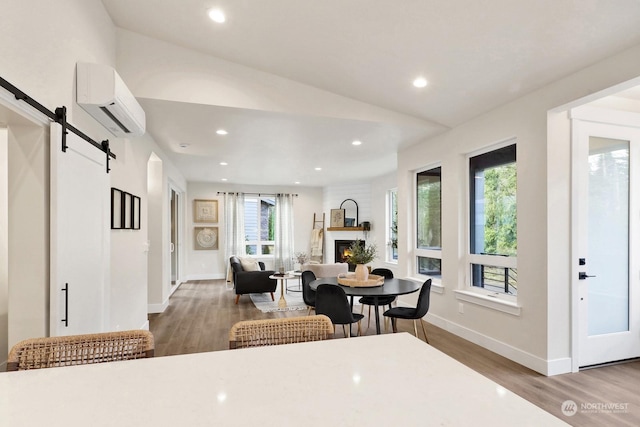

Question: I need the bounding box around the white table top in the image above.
[269,273,294,280]
[0,333,568,427]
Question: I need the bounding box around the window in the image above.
[469,143,517,295]
[244,197,275,256]
[415,166,441,279]
[387,189,398,262]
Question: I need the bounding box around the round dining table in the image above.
[310,277,421,334]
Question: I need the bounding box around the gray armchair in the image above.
[229,256,277,304]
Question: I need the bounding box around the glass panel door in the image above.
[574,119,640,368]
[587,137,629,336]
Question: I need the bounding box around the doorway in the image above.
[170,186,180,287]
[572,115,640,368]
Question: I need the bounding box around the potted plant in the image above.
[346,239,378,281]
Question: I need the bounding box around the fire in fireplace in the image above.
[335,239,365,272]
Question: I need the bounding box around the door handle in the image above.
[579,272,595,280]
[61,283,69,327]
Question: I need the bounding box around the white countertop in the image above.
[0,333,568,426]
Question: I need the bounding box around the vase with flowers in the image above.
[293,251,309,271]
[346,239,378,281]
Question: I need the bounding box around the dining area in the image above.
[301,264,430,339]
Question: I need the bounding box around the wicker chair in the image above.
[229,315,334,349]
[7,330,155,371]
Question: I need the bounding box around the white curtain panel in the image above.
[274,193,295,272]
[224,192,245,281]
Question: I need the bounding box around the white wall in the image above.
[7,124,49,349]
[0,127,8,370]
[186,182,323,279]
[398,43,640,375]
[108,133,187,325]
[0,1,188,359]
[370,172,399,277]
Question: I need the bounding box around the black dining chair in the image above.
[359,268,395,331]
[383,279,431,343]
[301,270,317,315]
[315,284,364,338]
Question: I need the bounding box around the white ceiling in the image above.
[101,0,640,186]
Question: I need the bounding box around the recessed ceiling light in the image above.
[220,162,228,166]
[413,77,428,88]
[221,178,228,181]
[216,129,228,135]
[352,140,362,146]
[208,8,226,23]
[315,167,322,171]
[179,143,190,148]
[294,181,300,184]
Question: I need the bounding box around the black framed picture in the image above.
[111,187,141,230]
[132,195,141,230]
[111,188,123,229]
[123,192,133,229]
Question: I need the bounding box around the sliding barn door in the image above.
[50,123,110,336]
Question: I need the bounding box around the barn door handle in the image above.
[61,283,69,327]
[578,272,595,280]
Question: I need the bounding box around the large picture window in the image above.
[244,197,275,256]
[415,166,441,279]
[469,143,517,295]
[387,189,398,262]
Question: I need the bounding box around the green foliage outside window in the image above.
[267,204,275,241]
[482,164,517,256]
[417,168,441,249]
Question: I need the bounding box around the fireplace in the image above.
[335,239,365,272]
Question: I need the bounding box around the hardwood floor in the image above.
[149,280,640,426]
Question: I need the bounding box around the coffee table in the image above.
[269,274,295,308]
[285,270,303,292]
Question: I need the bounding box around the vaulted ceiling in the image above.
[102,0,640,186]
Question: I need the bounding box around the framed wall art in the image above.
[194,199,218,223]
[111,187,141,230]
[111,188,123,229]
[330,209,345,228]
[132,195,141,230]
[194,226,219,250]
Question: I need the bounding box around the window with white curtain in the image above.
[244,197,275,256]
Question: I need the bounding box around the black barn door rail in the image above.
[0,75,116,173]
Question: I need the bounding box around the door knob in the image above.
[578,272,595,280]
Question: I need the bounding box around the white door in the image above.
[170,187,178,284]
[50,123,110,336]
[574,119,640,367]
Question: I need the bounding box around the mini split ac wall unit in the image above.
[76,62,146,137]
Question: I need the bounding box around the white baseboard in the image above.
[148,300,169,314]
[546,357,573,376]
[187,273,225,281]
[424,313,571,376]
